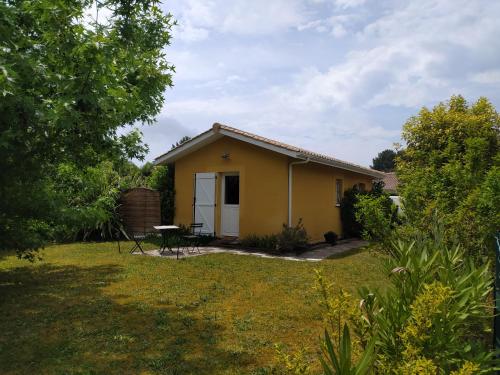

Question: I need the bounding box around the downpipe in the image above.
[288,158,310,227]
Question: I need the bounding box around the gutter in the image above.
[288,158,310,227]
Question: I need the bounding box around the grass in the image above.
[0,241,387,374]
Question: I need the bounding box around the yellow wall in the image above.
[291,163,373,241]
[173,136,373,241]
[174,137,289,237]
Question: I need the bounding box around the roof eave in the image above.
[153,125,384,178]
[302,155,384,178]
[153,129,221,165]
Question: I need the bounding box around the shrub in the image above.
[240,220,309,253]
[240,233,279,251]
[340,181,390,239]
[147,164,175,224]
[397,95,500,258]
[323,231,338,245]
[314,225,495,373]
[354,194,398,245]
[340,187,363,238]
[277,219,309,252]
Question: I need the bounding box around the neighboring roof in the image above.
[382,172,398,193]
[154,123,384,178]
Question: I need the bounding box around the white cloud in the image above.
[174,21,209,43]
[333,0,367,9]
[286,0,500,109]
[470,69,500,84]
[298,14,358,38]
[169,0,307,37]
[145,0,500,166]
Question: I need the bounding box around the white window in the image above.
[336,179,343,206]
[353,182,366,192]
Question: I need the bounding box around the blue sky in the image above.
[139,0,500,166]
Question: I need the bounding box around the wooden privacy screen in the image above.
[119,188,161,234]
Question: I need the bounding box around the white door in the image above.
[194,173,216,235]
[221,173,240,236]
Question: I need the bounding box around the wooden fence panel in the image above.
[119,188,161,234]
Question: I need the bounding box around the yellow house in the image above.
[154,123,383,242]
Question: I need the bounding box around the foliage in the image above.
[362,229,494,372]
[278,219,309,252]
[397,95,500,257]
[320,325,374,375]
[274,345,312,374]
[0,241,387,374]
[0,0,175,257]
[371,149,397,172]
[143,135,191,224]
[354,194,398,245]
[171,135,191,149]
[315,270,375,374]
[340,181,393,239]
[324,231,339,245]
[51,160,144,241]
[241,233,279,251]
[340,188,364,238]
[375,234,494,372]
[240,219,309,253]
[147,164,175,224]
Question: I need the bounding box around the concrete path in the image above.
[135,239,368,262]
[296,239,369,260]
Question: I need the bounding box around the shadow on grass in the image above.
[0,263,255,374]
[325,246,369,260]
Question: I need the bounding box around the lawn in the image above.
[0,242,387,374]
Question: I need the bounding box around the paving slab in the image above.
[133,239,369,262]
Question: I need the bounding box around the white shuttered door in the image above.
[194,173,216,235]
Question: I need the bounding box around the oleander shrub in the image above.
[313,225,495,374]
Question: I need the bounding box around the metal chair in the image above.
[182,223,204,253]
[128,231,160,254]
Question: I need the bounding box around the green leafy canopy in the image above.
[0,0,175,257]
[397,95,500,258]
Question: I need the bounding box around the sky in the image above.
[138,0,500,167]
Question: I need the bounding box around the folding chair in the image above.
[182,223,204,253]
[124,229,160,255]
[129,232,148,254]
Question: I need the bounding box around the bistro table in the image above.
[154,225,181,258]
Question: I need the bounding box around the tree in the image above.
[0,0,175,258]
[371,149,397,172]
[147,164,175,224]
[397,95,499,258]
[171,135,191,149]
[147,136,192,224]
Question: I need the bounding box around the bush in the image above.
[323,231,338,245]
[315,225,495,373]
[147,164,175,224]
[398,95,500,258]
[340,181,394,240]
[277,219,309,252]
[355,194,398,245]
[240,233,279,251]
[340,187,363,238]
[240,219,309,253]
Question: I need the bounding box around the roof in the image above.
[382,172,398,192]
[154,123,384,178]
